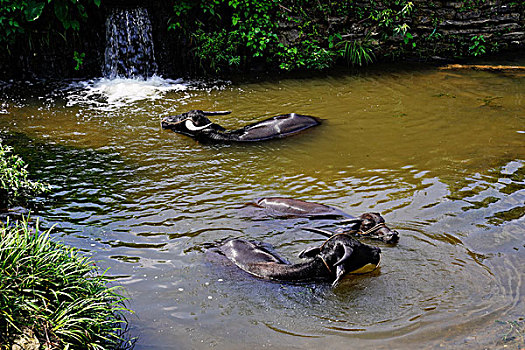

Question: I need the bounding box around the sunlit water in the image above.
[1,64,524,349]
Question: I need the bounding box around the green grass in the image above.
[0,218,133,349]
[342,33,376,67]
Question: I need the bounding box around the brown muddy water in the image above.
[1,61,524,349]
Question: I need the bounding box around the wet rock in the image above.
[455,10,482,20]
[11,328,40,350]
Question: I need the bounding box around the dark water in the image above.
[0,62,523,349]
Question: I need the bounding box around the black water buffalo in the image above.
[161,110,321,142]
[251,197,400,243]
[219,234,381,287]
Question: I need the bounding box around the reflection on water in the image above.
[0,62,523,349]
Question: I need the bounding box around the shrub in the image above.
[166,0,417,73]
[0,0,101,51]
[0,218,133,349]
[169,0,280,73]
[469,34,487,56]
[0,142,49,210]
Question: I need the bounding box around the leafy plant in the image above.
[0,0,101,65]
[394,23,416,48]
[169,0,351,73]
[0,0,44,49]
[73,50,85,70]
[190,29,242,73]
[342,33,376,67]
[169,0,280,72]
[469,34,486,56]
[0,217,133,349]
[370,1,414,34]
[277,39,334,71]
[0,142,49,209]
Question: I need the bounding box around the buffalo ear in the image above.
[334,243,353,266]
[332,265,347,288]
[298,246,320,259]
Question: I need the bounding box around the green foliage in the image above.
[370,1,414,34]
[73,50,85,70]
[425,27,442,42]
[24,0,45,21]
[169,0,342,73]
[368,0,417,53]
[3,0,512,74]
[342,33,376,67]
[0,142,49,209]
[191,29,242,72]
[393,23,416,48]
[0,218,133,349]
[166,0,427,72]
[277,39,334,71]
[0,0,101,66]
[469,34,486,56]
[169,0,279,73]
[458,0,489,12]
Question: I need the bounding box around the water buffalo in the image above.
[251,197,351,219]
[161,110,321,142]
[251,197,400,243]
[219,234,381,287]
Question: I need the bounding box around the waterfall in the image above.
[103,8,158,79]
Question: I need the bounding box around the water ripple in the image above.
[1,63,524,349]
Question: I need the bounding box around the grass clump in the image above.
[342,33,376,67]
[0,218,133,349]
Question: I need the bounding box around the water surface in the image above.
[1,63,524,349]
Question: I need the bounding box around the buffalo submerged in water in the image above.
[161,110,321,143]
[250,197,400,244]
[218,234,381,287]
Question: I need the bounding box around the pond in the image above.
[1,61,524,349]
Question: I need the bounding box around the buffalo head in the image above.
[299,234,381,287]
[339,212,399,243]
[161,110,231,136]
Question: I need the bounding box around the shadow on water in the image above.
[0,61,524,349]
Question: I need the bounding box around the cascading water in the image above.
[103,7,158,79]
[65,6,191,109]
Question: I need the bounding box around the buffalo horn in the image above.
[202,110,232,116]
[302,227,333,237]
[334,243,353,266]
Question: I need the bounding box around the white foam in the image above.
[66,75,188,109]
